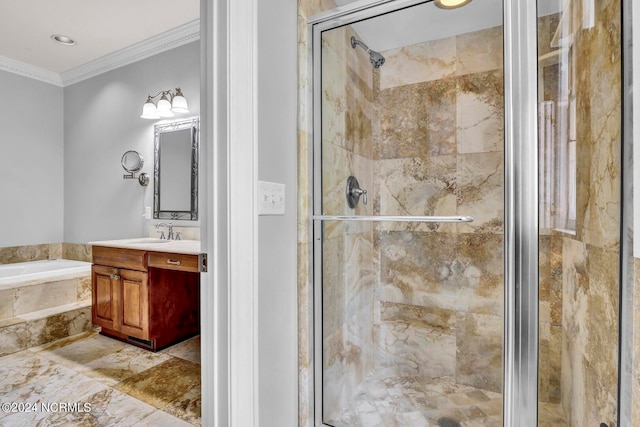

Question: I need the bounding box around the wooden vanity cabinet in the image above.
[91,246,200,351]
[92,264,149,338]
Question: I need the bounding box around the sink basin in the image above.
[121,238,170,245]
[90,237,200,255]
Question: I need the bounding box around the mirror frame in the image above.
[153,117,199,220]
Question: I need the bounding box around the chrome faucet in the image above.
[155,222,175,240]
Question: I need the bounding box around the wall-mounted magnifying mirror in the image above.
[121,150,149,186]
[122,150,144,173]
[154,117,199,220]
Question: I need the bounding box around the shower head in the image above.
[350,36,385,68]
[368,50,386,69]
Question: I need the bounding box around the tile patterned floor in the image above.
[0,331,568,427]
[326,368,567,427]
[0,331,201,427]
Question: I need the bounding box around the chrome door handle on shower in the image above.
[346,175,367,208]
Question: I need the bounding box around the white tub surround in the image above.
[0,259,93,356]
[0,259,90,286]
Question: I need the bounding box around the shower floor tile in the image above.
[327,369,568,427]
[0,332,201,426]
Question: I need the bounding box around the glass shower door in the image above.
[314,1,506,425]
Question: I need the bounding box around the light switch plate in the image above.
[258,181,285,215]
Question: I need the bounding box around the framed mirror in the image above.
[153,117,199,220]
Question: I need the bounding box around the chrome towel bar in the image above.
[312,215,474,223]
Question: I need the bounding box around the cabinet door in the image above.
[118,269,149,340]
[92,265,116,329]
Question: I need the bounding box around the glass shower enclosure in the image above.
[309,0,622,426]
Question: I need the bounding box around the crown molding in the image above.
[62,19,200,86]
[0,56,63,86]
[0,19,200,88]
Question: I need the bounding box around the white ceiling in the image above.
[0,0,562,81]
[0,0,199,74]
[332,0,563,52]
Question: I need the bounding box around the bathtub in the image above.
[0,259,92,288]
[0,258,94,355]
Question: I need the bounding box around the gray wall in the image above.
[64,41,200,243]
[0,71,64,247]
[257,0,298,425]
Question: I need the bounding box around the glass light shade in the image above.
[156,96,174,118]
[434,0,472,9]
[140,100,159,119]
[171,95,189,113]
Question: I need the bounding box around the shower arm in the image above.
[351,37,372,54]
[350,36,385,68]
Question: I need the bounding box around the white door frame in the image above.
[201,0,259,425]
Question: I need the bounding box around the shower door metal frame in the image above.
[618,0,633,424]
[308,0,539,425]
[502,0,539,425]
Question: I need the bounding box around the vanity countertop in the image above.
[89,238,201,255]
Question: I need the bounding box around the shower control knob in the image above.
[352,188,367,205]
[346,176,368,208]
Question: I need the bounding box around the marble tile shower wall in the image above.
[0,243,92,264]
[372,26,505,393]
[550,1,621,425]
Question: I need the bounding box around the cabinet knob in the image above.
[110,274,120,280]
[167,259,181,266]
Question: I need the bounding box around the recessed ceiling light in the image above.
[434,0,473,9]
[51,34,76,46]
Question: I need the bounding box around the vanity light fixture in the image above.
[140,88,189,120]
[433,0,473,9]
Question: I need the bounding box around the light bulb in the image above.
[156,93,174,118]
[171,96,189,113]
[171,88,189,113]
[140,97,159,119]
